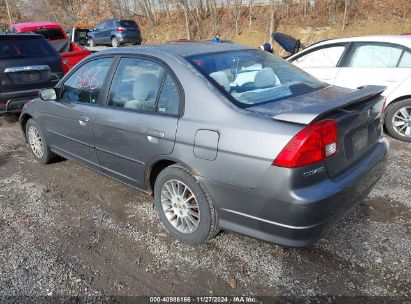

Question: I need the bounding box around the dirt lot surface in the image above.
[0,115,410,299]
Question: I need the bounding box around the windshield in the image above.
[0,38,57,59]
[119,20,138,28]
[187,50,326,108]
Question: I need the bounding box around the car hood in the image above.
[246,85,386,125]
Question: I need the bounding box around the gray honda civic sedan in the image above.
[19,42,389,247]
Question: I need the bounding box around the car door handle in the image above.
[146,130,165,138]
[78,116,90,126]
[146,129,165,138]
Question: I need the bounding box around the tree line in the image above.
[1,0,410,40]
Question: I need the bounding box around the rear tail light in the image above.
[0,100,6,111]
[381,98,387,115]
[116,27,126,32]
[273,120,338,168]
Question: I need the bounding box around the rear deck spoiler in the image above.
[272,85,386,125]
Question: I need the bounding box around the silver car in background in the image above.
[19,42,389,247]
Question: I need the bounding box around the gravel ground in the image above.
[0,115,410,299]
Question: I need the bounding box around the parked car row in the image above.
[1,18,142,114]
[9,21,92,74]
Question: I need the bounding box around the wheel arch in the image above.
[386,95,411,108]
[20,113,33,142]
[145,157,198,196]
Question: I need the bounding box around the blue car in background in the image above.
[87,19,142,48]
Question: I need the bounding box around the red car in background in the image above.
[9,21,91,74]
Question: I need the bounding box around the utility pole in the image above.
[5,0,13,25]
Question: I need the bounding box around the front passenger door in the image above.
[43,57,114,170]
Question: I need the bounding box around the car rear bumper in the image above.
[200,137,389,247]
[0,90,40,114]
[117,34,142,44]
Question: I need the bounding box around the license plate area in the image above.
[7,70,49,84]
[352,127,369,155]
[345,120,380,161]
[20,71,40,81]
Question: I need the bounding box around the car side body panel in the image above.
[19,44,389,246]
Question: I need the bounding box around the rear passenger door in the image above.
[93,57,182,189]
[289,43,348,84]
[334,42,411,92]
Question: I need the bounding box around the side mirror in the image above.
[39,88,57,101]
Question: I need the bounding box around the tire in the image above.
[111,37,121,48]
[25,119,56,164]
[384,99,411,142]
[88,38,96,47]
[154,164,219,245]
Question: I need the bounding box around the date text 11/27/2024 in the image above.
[149,296,258,303]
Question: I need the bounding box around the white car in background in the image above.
[287,35,411,142]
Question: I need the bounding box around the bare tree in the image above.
[174,0,191,40]
[268,0,275,44]
[231,0,243,34]
[403,0,410,24]
[248,0,253,27]
[329,0,337,23]
[5,0,12,24]
[208,0,220,35]
[342,0,354,31]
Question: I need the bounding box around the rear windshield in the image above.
[119,20,138,28]
[187,50,326,108]
[33,28,65,40]
[0,38,57,59]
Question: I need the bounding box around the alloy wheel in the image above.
[160,179,200,234]
[112,38,119,47]
[392,106,411,137]
[28,125,44,158]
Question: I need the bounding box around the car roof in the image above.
[97,41,254,57]
[10,21,62,31]
[309,35,411,49]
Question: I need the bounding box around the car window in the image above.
[399,50,411,68]
[96,22,106,30]
[119,20,138,28]
[188,50,325,108]
[348,44,403,68]
[292,46,345,68]
[33,29,50,39]
[108,58,166,113]
[48,28,65,40]
[0,38,57,59]
[61,58,113,104]
[157,74,180,115]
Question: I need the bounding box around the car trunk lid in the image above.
[247,85,386,177]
